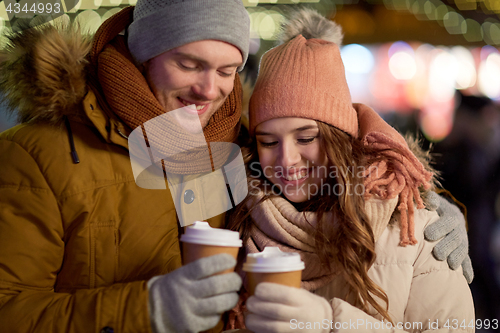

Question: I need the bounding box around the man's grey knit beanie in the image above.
[128,0,250,71]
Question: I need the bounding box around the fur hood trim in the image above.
[279,8,343,46]
[404,134,440,207]
[0,23,92,124]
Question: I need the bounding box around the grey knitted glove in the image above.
[147,253,242,333]
[424,192,474,284]
[246,283,332,333]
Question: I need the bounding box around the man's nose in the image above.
[192,71,218,100]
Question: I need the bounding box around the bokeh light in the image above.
[424,1,437,20]
[249,8,284,41]
[102,8,122,22]
[478,51,500,99]
[341,44,375,74]
[78,0,102,10]
[101,0,122,6]
[389,51,417,80]
[420,105,454,141]
[388,41,414,57]
[464,19,483,42]
[443,11,466,35]
[428,48,458,102]
[342,44,374,105]
[258,13,276,40]
[450,46,476,89]
[74,9,101,34]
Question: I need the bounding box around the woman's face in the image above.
[255,117,329,203]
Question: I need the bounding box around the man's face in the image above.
[145,40,243,129]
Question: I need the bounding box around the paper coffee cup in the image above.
[242,247,305,295]
[180,221,242,274]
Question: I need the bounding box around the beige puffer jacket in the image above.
[313,197,475,333]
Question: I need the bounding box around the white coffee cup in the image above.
[180,221,242,274]
[242,247,305,295]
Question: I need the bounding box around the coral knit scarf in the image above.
[356,103,433,245]
[88,6,242,174]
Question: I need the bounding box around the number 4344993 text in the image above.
[6,2,61,15]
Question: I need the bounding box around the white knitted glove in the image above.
[424,192,474,284]
[245,283,332,333]
[147,253,241,333]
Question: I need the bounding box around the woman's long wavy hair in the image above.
[226,120,392,322]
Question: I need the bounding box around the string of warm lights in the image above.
[1,0,497,44]
[385,0,500,45]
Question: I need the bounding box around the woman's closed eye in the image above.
[258,136,317,147]
[297,137,317,144]
[258,141,278,148]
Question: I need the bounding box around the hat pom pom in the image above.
[279,8,343,46]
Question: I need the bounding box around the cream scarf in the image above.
[243,191,398,292]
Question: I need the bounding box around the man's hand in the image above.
[245,283,332,333]
[147,253,241,333]
[425,191,474,283]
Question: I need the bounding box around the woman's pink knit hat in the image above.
[249,14,358,137]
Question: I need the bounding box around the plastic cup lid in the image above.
[180,221,242,247]
[242,247,305,273]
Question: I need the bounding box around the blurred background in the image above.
[0,0,499,330]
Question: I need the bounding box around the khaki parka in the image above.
[0,15,229,333]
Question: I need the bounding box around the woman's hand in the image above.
[245,283,332,333]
